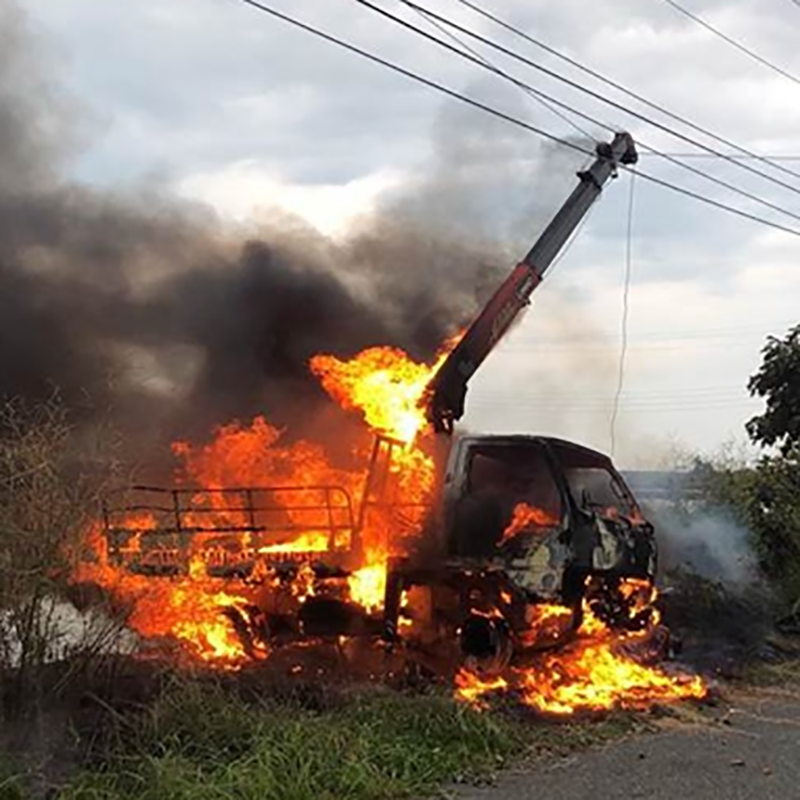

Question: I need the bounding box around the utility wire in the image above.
[408,8,593,139]
[642,153,800,160]
[611,170,636,457]
[402,1,594,139]
[355,0,800,226]
[233,0,800,239]
[448,0,800,188]
[398,0,800,198]
[659,0,800,87]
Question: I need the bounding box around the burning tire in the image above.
[459,612,513,676]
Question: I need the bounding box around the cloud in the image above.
[177,162,406,237]
[16,0,800,459]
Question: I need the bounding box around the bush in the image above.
[688,453,800,609]
[0,399,124,710]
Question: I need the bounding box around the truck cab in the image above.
[383,434,657,672]
[442,435,656,592]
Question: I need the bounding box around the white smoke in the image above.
[649,502,760,590]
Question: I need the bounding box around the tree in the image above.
[747,323,800,456]
[740,324,800,606]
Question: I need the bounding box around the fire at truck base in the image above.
[70,133,708,717]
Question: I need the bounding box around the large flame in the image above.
[310,347,435,445]
[455,587,706,715]
[75,345,443,666]
[73,337,706,717]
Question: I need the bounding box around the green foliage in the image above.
[53,682,521,800]
[747,323,800,455]
[0,399,124,709]
[689,453,800,606]
[0,756,28,800]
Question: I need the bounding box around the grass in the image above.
[741,656,800,687]
[67,690,517,800]
[0,676,644,800]
[0,757,27,800]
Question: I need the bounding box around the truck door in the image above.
[449,442,563,557]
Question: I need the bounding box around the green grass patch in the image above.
[0,678,647,800]
[0,756,28,800]
[54,682,521,800]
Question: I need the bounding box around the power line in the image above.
[504,321,798,341]
[398,0,800,199]
[658,0,800,87]
[477,394,753,406]
[478,385,755,400]
[356,0,800,225]
[448,0,800,189]
[233,0,800,239]
[502,341,769,353]
[611,170,636,457]
[642,153,800,161]
[403,2,594,139]
[469,397,758,411]
[500,320,798,340]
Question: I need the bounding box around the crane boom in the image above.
[424,132,638,433]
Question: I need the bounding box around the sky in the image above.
[19,0,800,467]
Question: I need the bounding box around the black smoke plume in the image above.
[0,2,509,454]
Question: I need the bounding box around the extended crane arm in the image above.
[424,132,638,433]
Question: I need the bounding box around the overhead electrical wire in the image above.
[399,2,800,219]
[476,392,754,406]
[356,0,800,225]
[658,0,800,87]
[642,153,800,161]
[450,0,800,187]
[394,0,800,198]
[447,0,800,191]
[233,0,800,239]
[402,2,594,139]
[469,400,756,413]
[502,323,797,341]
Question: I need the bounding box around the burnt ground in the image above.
[452,686,800,800]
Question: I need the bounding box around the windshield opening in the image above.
[550,444,641,522]
[451,444,562,556]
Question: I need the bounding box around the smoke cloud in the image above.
[0,3,534,454]
[654,507,759,589]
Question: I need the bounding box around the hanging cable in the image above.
[658,0,800,87]
[232,0,800,239]
[446,0,800,189]
[611,170,636,458]
[354,0,800,225]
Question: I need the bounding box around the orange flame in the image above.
[455,584,706,715]
[311,347,433,444]
[74,344,451,665]
[74,335,706,718]
[348,562,387,613]
[499,502,560,545]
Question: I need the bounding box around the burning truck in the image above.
[74,133,705,713]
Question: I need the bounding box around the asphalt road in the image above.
[456,688,800,800]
